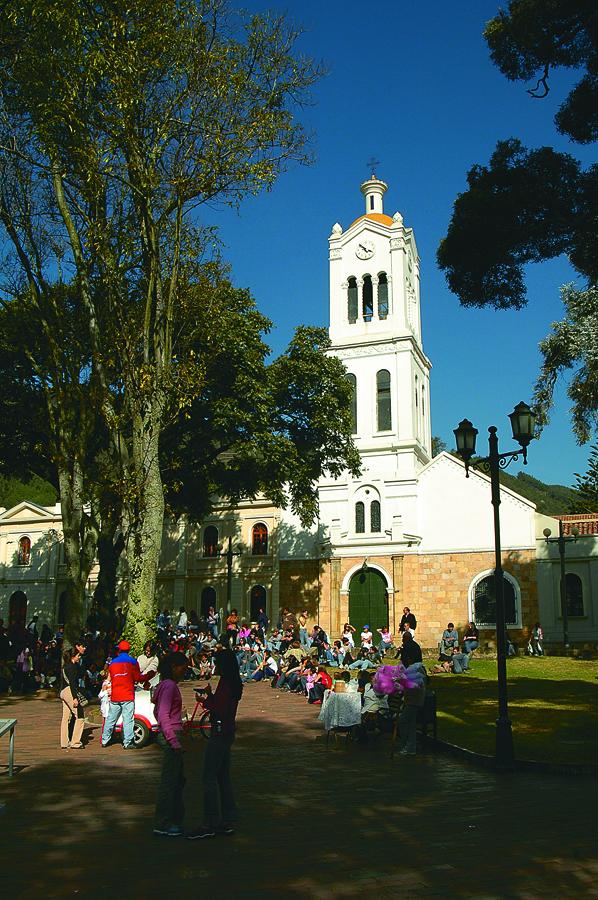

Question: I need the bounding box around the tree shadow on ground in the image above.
[432,669,598,763]
[1,685,598,899]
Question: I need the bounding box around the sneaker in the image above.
[399,749,416,756]
[217,824,235,836]
[153,825,183,837]
[187,826,216,840]
[122,744,136,750]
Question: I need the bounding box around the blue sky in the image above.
[200,0,595,489]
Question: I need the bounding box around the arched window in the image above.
[355,501,365,534]
[252,523,268,555]
[250,585,267,621]
[370,500,381,533]
[346,373,357,434]
[347,277,358,324]
[203,525,219,558]
[18,536,31,566]
[472,574,519,627]
[376,369,392,431]
[565,573,584,617]
[201,585,217,619]
[362,275,373,322]
[377,273,388,319]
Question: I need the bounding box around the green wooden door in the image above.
[348,570,388,640]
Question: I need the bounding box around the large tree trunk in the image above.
[93,514,124,631]
[58,458,98,643]
[123,417,164,654]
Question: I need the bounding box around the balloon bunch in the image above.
[373,663,424,696]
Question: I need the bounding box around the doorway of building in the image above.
[348,569,388,639]
[250,585,267,622]
[8,591,28,634]
[200,586,217,620]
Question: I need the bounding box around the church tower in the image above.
[327,174,432,481]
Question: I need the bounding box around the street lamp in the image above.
[218,537,242,611]
[454,401,536,770]
[542,522,579,649]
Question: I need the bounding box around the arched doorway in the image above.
[8,591,28,633]
[348,569,388,637]
[250,585,267,622]
[200,586,217,620]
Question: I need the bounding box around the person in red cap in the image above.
[101,640,153,749]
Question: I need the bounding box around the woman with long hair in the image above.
[152,651,189,837]
[60,646,85,749]
[188,648,243,840]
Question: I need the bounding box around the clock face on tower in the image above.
[355,239,375,260]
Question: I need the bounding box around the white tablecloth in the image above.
[318,690,362,731]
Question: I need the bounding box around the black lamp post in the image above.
[542,521,579,649]
[218,537,242,611]
[454,401,536,770]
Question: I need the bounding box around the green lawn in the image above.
[428,656,598,765]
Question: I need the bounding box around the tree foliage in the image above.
[0,0,326,648]
[533,284,598,443]
[438,1,598,310]
[571,444,598,512]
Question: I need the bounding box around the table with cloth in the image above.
[318,689,362,737]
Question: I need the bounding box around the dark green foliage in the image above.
[470,465,577,514]
[431,436,448,457]
[439,1,598,310]
[0,474,57,510]
[570,444,598,512]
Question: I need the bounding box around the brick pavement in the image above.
[1,683,597,899]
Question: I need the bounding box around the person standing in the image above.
[152,651,189,837]
[398,664,427,755]
[298,609,309,649]
[399,607,417,633]
[60,647,85,749]
[188,649,243,839]
[101,640,151,749]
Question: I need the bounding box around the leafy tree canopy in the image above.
[533,284,598,443]
[438,1,598,310]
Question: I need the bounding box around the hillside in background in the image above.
[497,471,577,515]
[0,475,58,511]
[0,468,580,519]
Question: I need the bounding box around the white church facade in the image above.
[1,177,597,648]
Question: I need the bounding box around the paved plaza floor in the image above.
[1,682,597,899]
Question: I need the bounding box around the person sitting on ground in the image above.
[249,651,278,683]
[439,622,459,661]
[463,622,479,655]
[283,640,304,663]
[276,653,301,690]
[348,648,378,671]
[431,645,469,674]
[238,622,252,644]
[307,666,333,704]
[376,626,394,657]
[279,627,294,655]
[341,622,356,648]
[398,630,423,667]
[330,640,345,667]
[340,637,354,666]
[310,625,328,651]
[267,629,282,652]
[360,625,374,650]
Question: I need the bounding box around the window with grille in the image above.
[252,523,268,555]
[363,275,373,322]
[377,273,388,319]
[370,500,381,533]
[203,525,219,558]
[564,573,584,617]
[376,369,392,431]
[355,502,365,533]
[347,277,358,324]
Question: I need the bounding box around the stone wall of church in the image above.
[396,549,538,649]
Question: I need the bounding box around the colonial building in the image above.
[1,177,596,648]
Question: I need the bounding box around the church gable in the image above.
[0,500,58,524]
[417,452,536,553]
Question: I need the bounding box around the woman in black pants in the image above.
[60,647,85,749]
[188,649,242,839]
